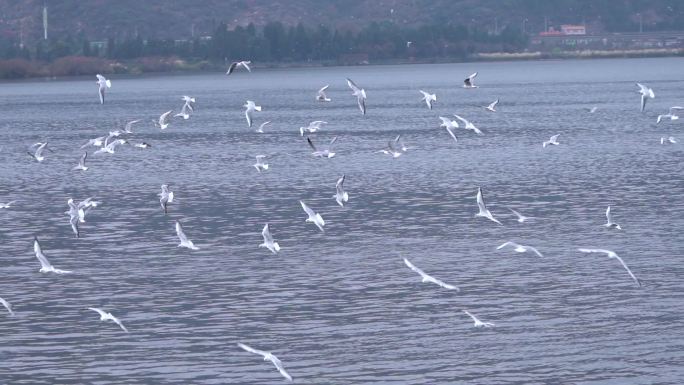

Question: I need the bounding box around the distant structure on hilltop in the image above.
[540,25,587,36]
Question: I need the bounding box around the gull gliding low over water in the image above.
[463,72,478,88]
[316,85,331,102]
[226,60,251,75]
[604,206,622,230]
[636,83,655,112]
[254,155,269,173]
[0,297,14,316]
[403,258,459,290]
[577,248,642,287]
[543,134,560,148]
[307,136,337,158]
[244,100,262,127]
[656,106,683,123]
[454,114,483,135]
[497,241,544,257]
[300,120,327,136]
[300,200,325,232]
[73,152,88,171]
[333,174,349,207]
[259,223,280,254]
[237,343,293,382]
[346,77,367,115]
[475,187,502,225]
[159,184,174,214]
[123,119,141,134]
[88,307,128,333]
[155,110,173,130]
[0,201,16,209]
[439,116,459,142]
[96,74,111,104]
[463,310,495,328]
[485,99,499,112]
[27,142,49,162]
[660,136,677,144]
[34,237,72,274]
[419,90,437,109]
[508,208,530,223]
[175,220,199,250]
[256,121,270,133]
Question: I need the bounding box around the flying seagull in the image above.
[123,119,141,134]
[159,184,174,214]
[463,310,495,328]
[244,100,262,128]
[73,152,88,171]
[497,241,544,257]
[508,208,530,223]
[259,224,280,254]
[66,199,81,238]
[96,74,112,104]
[307,136,337,158]
[542,134,560,148]
[81,135,107,149]
[300,200,325,232]
[34,237,72,274]
[636,83,655,112]
[604,206,622,230]
[346,78,367,115]
[577,248,641,287]
[0,297,14,316]
[333,174,349,207]
[237,343,293,382]
[175,101,193,120]
[87,307,128,333]
[660,136,677,144]
[454,114,483,135]
[463,72,478,88]
[475,187,502,225]
[155,110,173,130]
[254,155,269,173]
[403,258,459,290]
[0,201,16,209]
[585,106,598,114]
[300,120,327,136]
[226,60,252,75]
[256,121,271,133]
[316,85,331,102]
[419,90,437,110]
[175,220,199,250]
[28,142,49,162]
[439,116,459,142]
[94,138,127,155]
[656,106,683,123]
[485,99,499,112]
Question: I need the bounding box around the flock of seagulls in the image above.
[1,60,677,383]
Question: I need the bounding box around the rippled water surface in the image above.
[1,58,684,384]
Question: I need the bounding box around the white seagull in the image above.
[96,74,112,104]
[300,120,328,136]
[485,99,499,112]
[419,90,437,110]
[636,83,655,112]
[123,119,141,134]
[237,343,293,382]
[439,116,459,142]
[316,85,331,102]
[94,138,127,155]
[577,248,642,287]
[34,237,72,274]
[497,241,544,257]
[181,95,196,104]
[259,224,280,254]
[159,184,174,214]
[475,187,502,225]
[463,72,478,88]
[244,100,262,128]
[307,136,337,158]
[300,200,325,232]
[27,142,49,162]
[175,101,193,120]
[0,201,16,209]
[660,136,677,145]
[346,78,367,115]
[175,220,199,250]
[226,60,252,75]
[0,297,14,316]
[256,121,271,133]
[81,135,107,149]
[403,258,459,290]
[87,307,128,333]
[454,114,483,135]
[542,134,560,148]
[508,208,530,223]
[254,155,269,173]
[66,199,81,238]
[463,310,495,328]
[73,152,88,171]
[604,206,622,230]
[656,106,683,123]
[156,110,173,130]
[333,175,349,207]
[585,106,598,113]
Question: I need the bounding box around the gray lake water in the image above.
[1,57,683,384]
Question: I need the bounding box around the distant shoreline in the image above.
[1,48,682,83]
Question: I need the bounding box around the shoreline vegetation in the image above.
[1,48,682,81]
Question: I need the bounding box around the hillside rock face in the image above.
[0,0,681,43]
